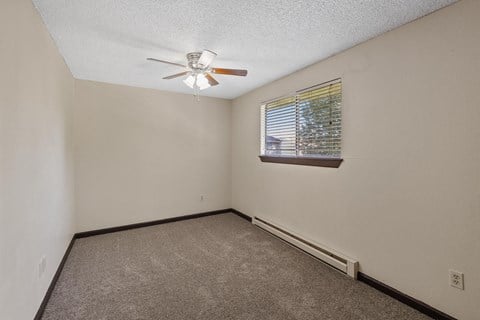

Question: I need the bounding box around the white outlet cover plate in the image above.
[449,269,464,290]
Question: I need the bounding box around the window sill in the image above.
[259,155,343,168]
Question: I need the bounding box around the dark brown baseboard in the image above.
[34,236,76,320]
[230,208,252,222]
[357,272,456,320]
[75,208,232,238]
[34,209,455,320]
[237,208,456,320]
[34,208,236,319]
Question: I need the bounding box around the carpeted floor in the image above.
[42,213,430,320]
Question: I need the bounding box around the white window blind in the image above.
[261,79,342,158]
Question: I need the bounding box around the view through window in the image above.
[261,79,342,158]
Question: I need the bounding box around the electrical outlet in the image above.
[449,270,464,290]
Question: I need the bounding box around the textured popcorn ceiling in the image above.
[32,0,456,99]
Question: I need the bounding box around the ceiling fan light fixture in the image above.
[183,75,195,88]
[184,74,211,91]
[147,50,247,96]
[196,73,211,90]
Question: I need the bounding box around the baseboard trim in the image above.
[357,272,456,320]
[35,210,455,320]
[75,208,232,238]
[230,210,456,320]
[34,208,235,319]
[34,236,76,320]
[230,208,252,222]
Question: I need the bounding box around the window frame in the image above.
[259,79,343,168]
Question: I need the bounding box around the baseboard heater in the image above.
[252,216,359,279]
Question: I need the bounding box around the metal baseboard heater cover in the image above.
[252,216,359,279]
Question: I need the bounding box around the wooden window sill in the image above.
[259,156,343,168]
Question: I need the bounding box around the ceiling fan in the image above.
[147,50,247,94]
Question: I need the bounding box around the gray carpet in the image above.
[42,213,430,320]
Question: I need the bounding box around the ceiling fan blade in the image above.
[147,58,186,68]
[211,68,248,76]
[205,73,219,86]
[163,71,189,80]
[198,50,217,67]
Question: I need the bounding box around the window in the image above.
[260,79,342,167]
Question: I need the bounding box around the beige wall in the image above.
[73,80,231,232]
[231,1,480,319]
[0,0,75,319]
